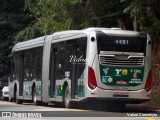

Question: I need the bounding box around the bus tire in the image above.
[33,87,42,106]
[63,86,72,108]
[9,97,13,102]
[1,96,5,101]
[16,90,22,104]
[33,87,38,105]
[54,102,64,108]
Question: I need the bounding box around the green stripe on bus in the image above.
[57,85,63,96]
[78,85,85,97]
[36,85,41,96]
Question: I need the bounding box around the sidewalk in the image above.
[127,103,160,112]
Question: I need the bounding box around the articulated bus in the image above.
[8,28,151,108]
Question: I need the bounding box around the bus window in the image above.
[96,31,147,54]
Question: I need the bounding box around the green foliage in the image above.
[0,0,34,77]
[0,0,132,77]
[15,26,42,43]
[0,14,23,76]
[123,0,160,42]
[123,0,146,17]
[1,0,160,78]
[24,0,130,34]
[24,0,90,33]
[151,88,160,104]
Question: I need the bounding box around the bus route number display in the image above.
[115,39,129,45]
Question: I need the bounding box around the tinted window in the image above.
[96,31,147,53]
[12,55,20,80]
[50,37,87,80]
[24,47,43,81]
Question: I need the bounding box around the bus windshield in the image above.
[96,31,147,54]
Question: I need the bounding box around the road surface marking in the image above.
[64,108,89,112]
[146,118,155,120]
[0,101,15,105]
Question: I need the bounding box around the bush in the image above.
[151,89,160,104]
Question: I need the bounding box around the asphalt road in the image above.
[0,100,159,120]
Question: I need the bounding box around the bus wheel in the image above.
[8,97,14,102]
[33,87,42,105]
[16,90,22,104]
[1,96,5,101]
[33,87,38,105]
[9,97,13,102]
[64,86,72,108]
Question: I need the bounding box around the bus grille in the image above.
[99,55,144,66]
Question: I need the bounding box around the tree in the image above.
[0,0,33,77]
[24,0,132,34]
[122,0,160,42]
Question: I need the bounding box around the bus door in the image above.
[71,44,78,99]
[19,55,24,98]
[50,48,57,98]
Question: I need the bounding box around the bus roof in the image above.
[12,36,45,52]
[51,27,139,40]
[82,27,139,36]
[12,27,141,52]
[52,30,84,40]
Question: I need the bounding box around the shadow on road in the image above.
[7,100,159,114]
[47,101,158,113]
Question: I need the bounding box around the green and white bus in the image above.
[9,27,151,108]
